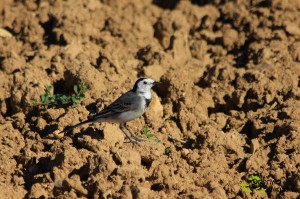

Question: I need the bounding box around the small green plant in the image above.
[140,125,160,143]
[143,125,153,138]
[32,82,88,107]
[165,147,171,156]
[240,175,266,196]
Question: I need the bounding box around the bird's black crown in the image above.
[132,78,147,92]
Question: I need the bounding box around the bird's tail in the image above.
[59,119,91,134]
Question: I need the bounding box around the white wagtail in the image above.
[60,78,159,144]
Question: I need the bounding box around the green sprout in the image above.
[240,175,266,196]
[143,125,153,138]
[33,81,88,107]
[140,125,161,143]
[165,147,171,156]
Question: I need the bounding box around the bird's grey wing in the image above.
[88,91,139,120]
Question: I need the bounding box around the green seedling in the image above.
[143,125,153,138]
[154,139,161,143]
[33,81,88,107]
[165,147,171,156]
[239,175,266,196]
[41,85,53,105]
[139,125,161,143]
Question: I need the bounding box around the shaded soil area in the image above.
[0,0,300,198]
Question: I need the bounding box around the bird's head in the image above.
[132,78,158,93]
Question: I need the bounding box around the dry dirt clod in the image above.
[112,151,123,165]
[0,28,13,37]
[168,135,185,144]
[250,138,260,154]
[64,176,88,197]
[1,0,300,198]
[52,130,65,139]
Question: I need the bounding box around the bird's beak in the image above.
[153,81,159,86]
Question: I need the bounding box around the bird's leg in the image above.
[119,123,139,144]
[124,124,145,142]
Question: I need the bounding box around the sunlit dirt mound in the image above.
[0,0,299,198]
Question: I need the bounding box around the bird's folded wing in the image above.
[88,91,138,120]
[106,102,132,113]
[88,101,132,120]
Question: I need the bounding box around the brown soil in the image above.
[1,0,300,198]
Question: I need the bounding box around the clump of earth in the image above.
[0,0,299,198]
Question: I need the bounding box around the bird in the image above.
[59,78,159,144]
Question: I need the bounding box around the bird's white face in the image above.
[133,78,157,93]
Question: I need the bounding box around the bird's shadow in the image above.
[85,98,105,114]
[85,102,99,114]
[70,127,105,141]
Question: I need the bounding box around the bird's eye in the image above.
[143,81,147,85]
